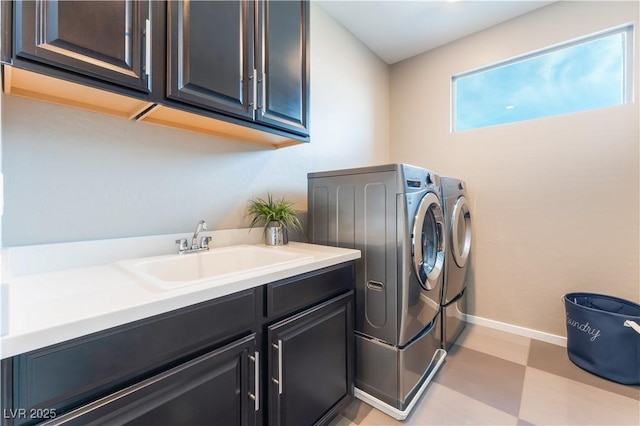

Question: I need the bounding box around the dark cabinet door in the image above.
[44,334,260,426]
[256,0,309,136]
[14,0,150,92]
[268,292,354,426]
[167,0,256,119]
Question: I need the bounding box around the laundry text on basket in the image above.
[566,314,602,341]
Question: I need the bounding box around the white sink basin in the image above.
[118,245,313,290]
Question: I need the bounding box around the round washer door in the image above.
[412,191,446,291]
[451,195,472,268]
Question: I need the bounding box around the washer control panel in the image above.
[401,164,440,193]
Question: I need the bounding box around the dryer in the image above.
[440,177,472,350]
[308,164,447,419]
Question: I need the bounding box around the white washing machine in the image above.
[440,177,472,350]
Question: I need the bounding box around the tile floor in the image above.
[330,324,640,425]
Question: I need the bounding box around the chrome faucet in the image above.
[191,220,207,248]
[175,220,212,254]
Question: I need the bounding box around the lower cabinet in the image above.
[2,290,258,426]
[41,335,259,426]
[267,292,353,426]
[1,263,355,426]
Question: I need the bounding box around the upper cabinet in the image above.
[167,0,255,119]
[165,0,309,137]
[2,0,310,147]
[13,0,151,93]
[256,0,309,135]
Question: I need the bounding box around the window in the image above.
[452,25,634,131]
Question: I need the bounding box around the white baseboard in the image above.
[465,314,567,347]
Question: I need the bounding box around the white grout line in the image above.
[465,314,568,347]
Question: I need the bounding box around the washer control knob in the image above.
[425,173,433,185]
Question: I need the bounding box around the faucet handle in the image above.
[175,238,188,253]
[199,236,212,250]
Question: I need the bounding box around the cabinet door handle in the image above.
[261,72,266,114]
[144,19,151,76]
[249,351,260,411]
[272,340,283,394]
[251,69,258,111]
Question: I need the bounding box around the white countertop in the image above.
[0,234,360,359]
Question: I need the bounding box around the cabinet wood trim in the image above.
[137,103,302,148]
[3,65,153,120]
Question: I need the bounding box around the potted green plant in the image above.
[247,193,303,245]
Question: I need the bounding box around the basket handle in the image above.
[624,320,640,335]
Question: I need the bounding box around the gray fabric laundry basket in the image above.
[564,292,640,385]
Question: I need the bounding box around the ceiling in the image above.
[317,0,555,64]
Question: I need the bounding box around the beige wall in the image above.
[390,1,640,336]
[1,3,389,246]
